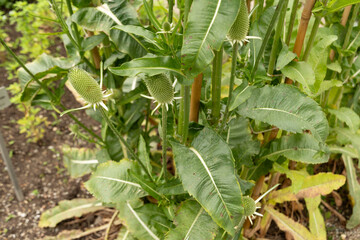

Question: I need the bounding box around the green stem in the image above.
[302,14,322,61]
[182,86,190,144]
[99,107,154,182]
[220,42,238,131]
[211,45,224,125]
[257,0,264,20]
[168,0,174,23]
[65,110,103,143]
[0,38,54,99]
[268,0,288,75]
[0,38,103,143]
[251,0,285,81]
[162,106,168,181]
[232,216,246,240]
[285,0,299,45]
[65,0,81,44]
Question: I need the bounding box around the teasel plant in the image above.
[3,0,360,239]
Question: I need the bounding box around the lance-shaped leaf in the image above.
[334,128,360,153]
[72,4,147,58]
[18,53,74,102]
[112,25,162,49]
[62,146,98,178]
[138,135,152,178]
[327,0,360,13]
[109,55,184,77]
[270,172,346,203]
[226,117,260,168]
[305,196,326,240]
[342,155,360,229]
[260,134,330,164]
[181,0,240,77]
[308,35,337,89]
[117,227,136,240]
[165,200,218,240]
[329,107,360,133]
[170,128,243,235]
[85,160,146,203]
[281,61,316,94]
[276,44,297,70]
[329,145,359,159]
[39,198,103,227]
[118,201,170,240]
[229,80,255,111]
[265,206,316,240]
[237,84,329,142]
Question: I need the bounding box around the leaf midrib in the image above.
[189,147,233,221]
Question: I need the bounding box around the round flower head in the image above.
[242,184,280,225]
[141,74,181,114]
[228,0,261,46]
[68,68,103,104]
[60,66,111,116]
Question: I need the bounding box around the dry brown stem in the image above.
[189,73,203,122]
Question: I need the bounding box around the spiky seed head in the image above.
[242,196,256,217]
[143,74,174,104]
[163,21,171,32]
[228,0,249,42]
[68,68,103,104]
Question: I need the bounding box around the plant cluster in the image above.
[1,0,360,239]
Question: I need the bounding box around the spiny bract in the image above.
[228,0,249,42]
[68,67,103,104]
[242,196,256,217]
[143,74,174,104]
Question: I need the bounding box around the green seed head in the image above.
[68,68,103,104]
[163,21,171,32]
[228,0,249,42]
[143,74,174,104]
[242,196,256,217]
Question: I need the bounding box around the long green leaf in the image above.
[72,5,146,58]
[342,155,360,229]
[109,55,184,77]
[276,44,297,70]
[237,84,329,142]
[305,196,326,240]
[265,206,316,240]
[112,25,161,49]
[18,53,74,102]
[117,228,137,240]
[329,107,360,133]
[85,160,147,203]
[327,0,360,12]
[170,127,243,235]
[39,198,103,227]
[308,35,337,90]
[227,117,260,168]
[118,201,170,240]
[165,200,218,240]
[260,134,329,164]
[281,61,316,94]
[138,135,152,178]
[62,146,98,178]
[181,0,240,77]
